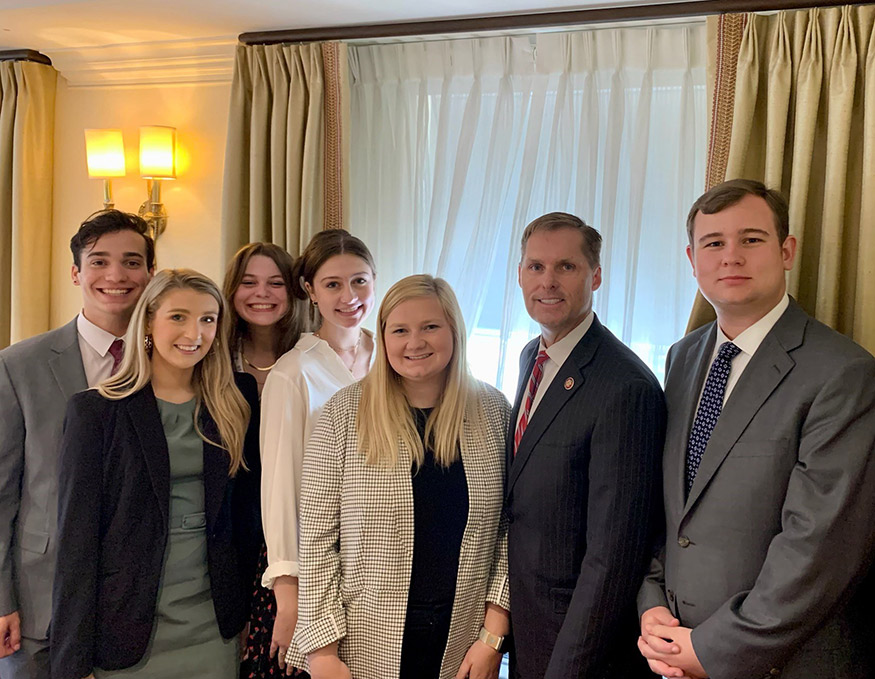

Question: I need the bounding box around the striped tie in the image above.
[514,350,549,455]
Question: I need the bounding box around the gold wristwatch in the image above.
[478,626,505,652]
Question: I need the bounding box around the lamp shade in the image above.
[139,126,177,179]
[84,129,125,178]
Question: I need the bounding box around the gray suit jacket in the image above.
[638,300,875,679]
[0,319,87,639]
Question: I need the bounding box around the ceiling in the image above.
[0,0,700,85]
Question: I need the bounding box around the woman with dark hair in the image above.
[259,230,377,675]
[223,242,305,396]
[51,269,261,679]
[223,243,307,678]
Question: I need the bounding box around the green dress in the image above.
[95,398,238,678]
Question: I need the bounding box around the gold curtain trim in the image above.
[322,41,344,230]
[706,13,747,190]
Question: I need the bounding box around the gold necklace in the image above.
[314,330,362,366]
[242,352,277,372]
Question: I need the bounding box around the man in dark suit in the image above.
[506,212,666,679]
[0,211,154,678]
[637,179,875,679]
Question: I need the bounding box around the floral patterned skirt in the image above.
[240,543,309,679]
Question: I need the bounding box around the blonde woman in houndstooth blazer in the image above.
[291,275,511,679]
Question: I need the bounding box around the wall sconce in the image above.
[138,125,177,241]
[84,129,125,209]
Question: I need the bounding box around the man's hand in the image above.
[639,618,707,679]
[0,611,21,658]
[307,644,351,679]
[271,576,300,675]
[638,606,690,678]
[455,640,502,679]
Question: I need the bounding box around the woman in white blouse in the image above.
[260,229,377,674]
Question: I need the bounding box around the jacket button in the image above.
[677,536,691,548]
[667,589,675,602]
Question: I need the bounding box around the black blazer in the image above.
[50,374,262,679]
[506,316,666,679]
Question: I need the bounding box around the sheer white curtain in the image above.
[348,23,707,395]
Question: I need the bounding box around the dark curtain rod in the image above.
[240,0,864,44]
[0,49,52,65]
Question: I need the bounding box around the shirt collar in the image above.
[77,312,121,357]
[539,311,594,366]
[715,294,789,358]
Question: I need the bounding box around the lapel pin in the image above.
[564,377,574,390]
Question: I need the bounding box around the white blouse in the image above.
[259,332,369,588]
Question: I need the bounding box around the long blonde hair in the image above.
[99,269,251,475]
[357,275,481,469]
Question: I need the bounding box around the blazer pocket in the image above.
[549,587,574,615]
[729,439,790,458]
[19,529,49,554]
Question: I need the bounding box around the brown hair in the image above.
[686,179,790,246]
[292,229,376,322]
[520,212,602,269]
[222,242,306,357]
[70,209,155,270]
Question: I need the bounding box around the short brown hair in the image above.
[70,209,155,270]
[686,179,789,246]
[520,212,602,268]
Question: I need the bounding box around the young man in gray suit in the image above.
[637,179,875,679]
[0,210,154,678]
[507,213,666,679]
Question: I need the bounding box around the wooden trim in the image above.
[0,50,52,65]
[239,0,865,44]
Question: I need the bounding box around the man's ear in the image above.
[71,264,81,286]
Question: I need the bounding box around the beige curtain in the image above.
[0,60,56,350]
[690,6,875,354]
[221,42,350,262]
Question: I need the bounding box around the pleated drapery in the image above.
[349,25,707,391]
[221,42,349,261]
[0,60,56,349]
[691,6,875,353]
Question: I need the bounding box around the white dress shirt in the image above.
[76,312,123,388]
[515,311,594,430]
[259,331,373,587]
[700,293,790,406]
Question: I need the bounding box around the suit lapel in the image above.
[200,409,229,533]
[683,303,806,515]
[665,326,715,516]
[506,321,601,497]
[128,385,171,527]
[49,319,87,400]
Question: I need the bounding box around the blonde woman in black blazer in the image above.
[51,270,262,679]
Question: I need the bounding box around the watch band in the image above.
[478,626,505,652]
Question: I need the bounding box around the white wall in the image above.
[51,77,232,327]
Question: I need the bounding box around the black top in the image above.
[407,408,469,605]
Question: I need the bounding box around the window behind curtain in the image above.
[349,23,707,397]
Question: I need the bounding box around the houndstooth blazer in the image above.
[290,380,511,679]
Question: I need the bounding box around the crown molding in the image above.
[46,36,237,87]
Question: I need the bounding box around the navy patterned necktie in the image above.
[685,341,741,495]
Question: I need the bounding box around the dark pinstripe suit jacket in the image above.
[506,315,666,679]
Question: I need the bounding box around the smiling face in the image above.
[518,227,602,346]
[232,254,290,329]
[384,295,455,390]
[306,254,375,330]
[687,193,796,322]
[72,229,153,333]
[148,288,220,378]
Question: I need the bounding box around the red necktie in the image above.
[108,338,124,376]
[513,350,549,455]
